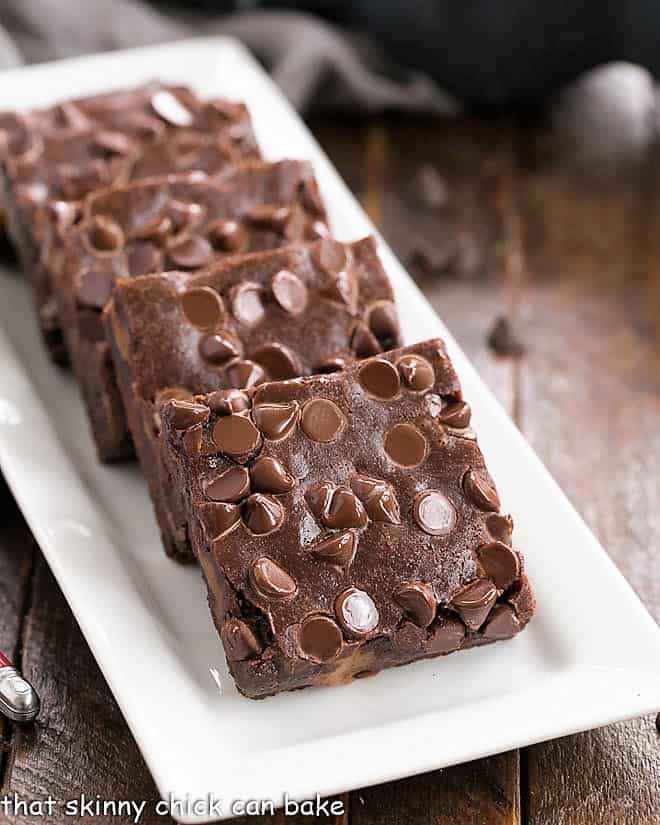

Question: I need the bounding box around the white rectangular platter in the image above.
[0,37,659,824]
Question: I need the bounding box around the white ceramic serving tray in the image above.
[0,38,659,824]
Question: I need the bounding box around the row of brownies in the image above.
[0,83,534,698]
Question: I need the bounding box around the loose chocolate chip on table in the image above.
[298,614,344,662]
[200,501,241,540]
[221,618,262,661]
[335,587,379,638]
[199,331,241,365]
[250,455,294,495]
[384,423,427,467]
[206,465,250,503]
[208,218,246,252]
[271,269,308,315]
[463,467,500,512]
[309,531,358,570]
[437,400,472,429]
[482,604,520,640]
[252,343,300,380]
[168,399,209,430]
[224,359,266,389]
[477,541,520,590]
[367,301,400,348]
[358,358,401,400]
[232,283,265,325]
[311,239,348,276]
[324,488,368,530]
[413,490,457,536]
[249,556,297,598]
[488,316,526,358]
[397,354,435,392]
[77,269,114,309]
[486,513,514,543]
[243,494,285,535]
[452,578,498,630]
[301,399,346,443]
[426,617,466,654]
[212,414,261,460]
[180,286,225,329]
[252,402,299,440]
[394,582,437,627]
[168,235,214,269]
[207,389,250,415]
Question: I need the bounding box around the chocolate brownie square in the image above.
[105,236,400,561]
[160,339,535,698]
[53,159,328,461]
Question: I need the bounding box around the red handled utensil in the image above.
[0,650,40,723]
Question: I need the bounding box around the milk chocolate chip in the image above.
[309,531,358,571]
[324,488,368,530]
[305,481,334,521]
[271,269,308,315]
[253,343,300,380]
[477,541,520,589]
[181,286,224,329]
[168,399,209,430]
[232,283,264,326]
[221,618,262,661]
[199,501,241,540]
[77,269,114,309]
[86,216,124,253]
[252,402,299,440]
[212,414,261,460]
[243,494,284,535]
[301,399,346,443]
[299,615,343,662]
[335,587,379,638]
[224,359,265,389]
[482,604,520,639]
[199,331,241,365]
[350,475,400,524]
[367,301,399,348]
[351,322,382,358]
[206,465,250,503]
[452,578,497,630]
[438,400,471,429]
[312,239,347,276]
[249,556,296,598]
[384,423,427,467]
[358,359,401,400]
[168,235,214,269]
[463,468,500,512]
[127,241,162,277]
[207,389,250,415]
[486,513,514,544]
[250,456,294,495]
[413,490,457,536]
[208,218,245,252]
[426,617,466,654]
[397,354,435,392]
[394,582,436,627]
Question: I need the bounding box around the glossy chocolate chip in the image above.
[309,531,358,571]
[252,343,300,380]
[271,269,308,315]
[85,216,124,253]
[168,399,209,430]
[397,354,435,392]
[224,359,266,389]
[367,301,400,348]
[243,494,285,535]
[221,618,262,661]
[77,269,114,309]
[199,501,241,540]
[208,218,246,252]
[438,400,472,429]
[183,425,202,456]
[168,201,204,235]
[301,399,346,443]
[350,475,400,524]
[316,355,350,374]
[212,414,261,460]
[452,578,498,630]
[249,556,296,598]
[250,456,294,495]
[168,235,214,269]
[206,465,250,503]
[426,617,466,654]
[477,542,521,590]
[463,468,500,512]
[207,388,250,415]
[199,331,241,366]
[127,241,161,277]
[299,614,344,663]
[335,587,379,638]
[232,283,265,326]
[394,582,437,627]
[151,90,194,126]
[358,358,401,400]
[252,402,299,440]
[482,604,521,640]
[180,286,224,329]
[312,239,347,276]
[323,269,358,314]
[413,490,457,536]
[305,481,335,521]
[486,513,514,544]
[324,488,368,530]
[246,204,291,233]
[351,322,382,357]
[384,423,427,467]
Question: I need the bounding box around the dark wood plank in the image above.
[515,65,660,824]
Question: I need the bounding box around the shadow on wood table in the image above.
[1,62,659,824]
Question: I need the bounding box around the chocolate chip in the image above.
[335,587,379,638]
[426,617,465,654]
[183,424,203,456]
[252,343,300,380]
[307,220,331,240]
[367,301,400,349]
[199,501,241,540]
[384,423,427,467]
[168,201,204,235]
[252,402,299,440]
[299,615,344,662]
[488,316,526,358]
[477,542,521,590]
[180,286,224,329]
[271,269,308,315]
[151,90,194,127]
[351,322,382,358]
[207,389,250,415]
[199,331,241,366]
[86,216,124,253]
[243,494,285,535]
[393,582,436,627]
[168,399,209,430]
[224,359,266,389]
[358,358,401,400]
[249,556,296,598]
[168,235,214,269]
[397,354,435,392]
[221,618,262,661]
[413,490,457,536]
[250,455,294,495]
[324,268,359,314]
[305,481,335,521]
[208,219,246,252]
[452,578,498,630]
[463,468,500,512]
[212,414,261,460]
[232,283,265,325]
[246,204,291,233]
[206,465,250,503]
[316,355,350,374]
[324,488,368,530]
[77,269,114,309]
[309,531,358,571]
[482,604,520,640]
[93,130,133,157]
[300,177,325,217]
[311,239,347,276]
[127,241,161,277]
[486,513,514,544]
[438,400,472,429]
[350,475,400,524]
[301,399,346,443]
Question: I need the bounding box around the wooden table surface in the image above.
[1,64,659,824]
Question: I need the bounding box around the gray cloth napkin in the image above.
[0,1,459,115]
